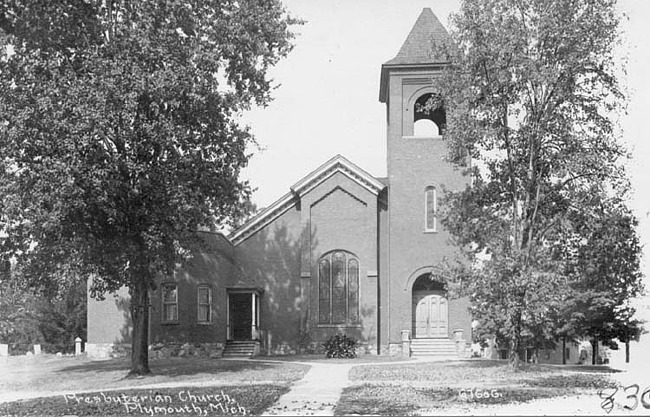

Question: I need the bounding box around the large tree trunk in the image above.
[591,339,598,365]
[129,278,151,376]
[509,310,522,369]
[625,341,630,363]
[562,337,566,365]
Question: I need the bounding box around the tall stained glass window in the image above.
[318,251,360,325]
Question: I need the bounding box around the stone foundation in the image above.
[386,342,404,356]
[149,342,224,359]
[86,342,224,359]
[357,342,377,355]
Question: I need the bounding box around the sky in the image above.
[241,1,650,316]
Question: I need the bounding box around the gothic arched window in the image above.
[318,251,360,325]
[425,186,437,232]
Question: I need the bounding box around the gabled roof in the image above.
[228,155,385,246]
[290,154,385,198]
[379,8,453,103]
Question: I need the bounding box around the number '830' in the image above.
[599,384,650,413]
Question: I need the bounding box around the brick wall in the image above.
[304,172,379,346]
[235,207,303,350]
[384,68,472,345]
[148,234,234,345]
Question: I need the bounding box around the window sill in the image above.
[197,321,213,326]
[316,324,362,328]
[423,229,438,234]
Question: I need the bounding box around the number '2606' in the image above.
[598,384,650,414]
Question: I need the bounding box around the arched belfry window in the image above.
[425,186,437,232]
[318,251,360,325]
[414,93,446,137]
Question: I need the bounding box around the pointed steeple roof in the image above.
[379,8,452,103]
[385,8,452,66]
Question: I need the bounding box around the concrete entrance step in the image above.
[222,340,259,358]
[410,338,459,357]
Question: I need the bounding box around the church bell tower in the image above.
[379,8,469,346]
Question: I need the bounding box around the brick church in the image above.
[87,8,473,359]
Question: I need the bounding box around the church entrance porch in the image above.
[411,274,448,339]
[226,289,262,341]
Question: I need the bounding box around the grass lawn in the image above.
[335,384,566,416]
[0,354,309,395]
[0,385,288,416]
[338,360,619,415]
[252,353,416,364]
[349,359,619,386]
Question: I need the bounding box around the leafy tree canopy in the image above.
[556,194,644,346]
[433,0,643,366]
[0,0,299,374]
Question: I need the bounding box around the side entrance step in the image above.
[222,340,260,358]
[410,338,459,358]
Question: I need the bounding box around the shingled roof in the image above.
[379,8,452,103]
[384,8,452,66]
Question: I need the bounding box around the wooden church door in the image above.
[415,294,448,338]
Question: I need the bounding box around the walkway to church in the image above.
[261,357,443,416]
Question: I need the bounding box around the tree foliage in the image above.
[433,0,642,366]
[556,195,644,352]
[0,262,87,354]
[0,0,298,374]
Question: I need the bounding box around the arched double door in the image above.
[412,274,448,338]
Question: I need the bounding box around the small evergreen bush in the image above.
[323,333,357,358]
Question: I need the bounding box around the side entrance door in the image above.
[414,294,448,338]
[230,293,252,340]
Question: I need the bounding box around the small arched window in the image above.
[318,251,360,325]
[425,186,437,232]
[414,93,446,137]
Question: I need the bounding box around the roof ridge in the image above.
[229,155,386,246]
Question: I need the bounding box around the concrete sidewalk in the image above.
[262,362,353,416]
[261,357,450,416]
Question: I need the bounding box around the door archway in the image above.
[412,274,448,338]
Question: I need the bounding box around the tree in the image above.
[0,262,42,354]
[432,0,632,367]
[37,278,88,354]
[0,269,87,354]
[556,194,644,364]
[0,0,298,375]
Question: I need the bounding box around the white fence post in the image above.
[75,337,83,356]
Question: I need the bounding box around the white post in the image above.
[75,337,83,356]
[251,293,257,339]
[256,293,261,329]
[226,294,231,340]
[0,344,8,356]
[33,344,41,355]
